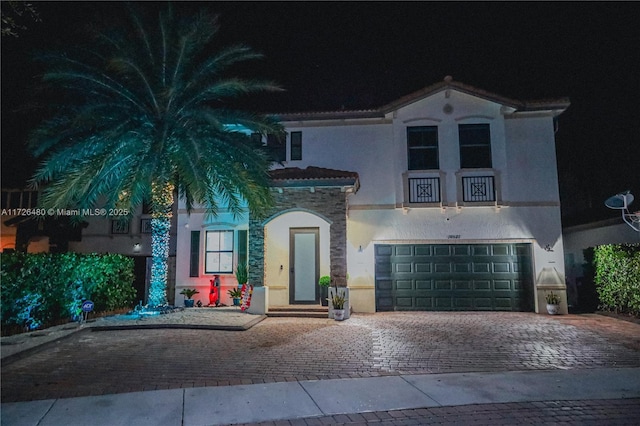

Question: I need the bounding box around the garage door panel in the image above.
[474,280,491,290]
[454,280,472,290]
[396,262,412,273]
[494,280,512,290]
[396,245,412,256]
[375,243,533,312]
[474,298,493,308]
[454,263,471,273]
[416,297,433,308]
[416,280,432,290]
[435,280,452,290]
[453,245,470,256]
[396,280,412,290]
[492,245,510,256]
[415,246,432,256]
[434,246,451,256]
[435,297,452,308]
[473,262,490,273]
[495,298,515,309]
[415,262,431,273]
[376,279,392,290]
[396,297,413,307]
[472,245,491,256]
[376,245,393,256]
[454,298,473,308]
[492,262,511,273]
[435,263,451,273]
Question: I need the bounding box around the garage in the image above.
[375,243,534,311]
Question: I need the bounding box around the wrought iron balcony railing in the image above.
[461,175,495,202]
[408,177,441,203]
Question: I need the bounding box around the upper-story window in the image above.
[290,131,302,161]
[459,124,491,168]
[407,126,439,170]
[266,133,286,163]
[251,132,286,163]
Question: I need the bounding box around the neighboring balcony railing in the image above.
[408,177,441,203]
[462,176,495,202]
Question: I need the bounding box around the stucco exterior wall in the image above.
[279,123,394,206]
[175,208,247,307]
[264,211,331,306]
[345,205,566,313]
[173,84,568,314]
[504,116,560,202]
[563,219,640,286]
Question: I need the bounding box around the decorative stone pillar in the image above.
[248,217,265,286]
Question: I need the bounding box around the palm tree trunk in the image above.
[148,182,174,307]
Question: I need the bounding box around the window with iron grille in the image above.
[459,124,491,168]
[409,177,441,203]
[462,176,495,202]
[140,218,152,234]
[407,126,439,170]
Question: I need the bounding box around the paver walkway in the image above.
[2,312,639,403]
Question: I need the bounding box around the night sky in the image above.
[2,1,639,225]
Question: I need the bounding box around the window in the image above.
[205,230,234,273]
[290,131,302,161]
[111,219,130,234]
[459,124,492,168]
[407,126,439,170]
[266,133,286,162]
[140,218,152,234]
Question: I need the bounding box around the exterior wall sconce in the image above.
[358,245,363,253]
[133,243,142,253]
[544,244,554,252]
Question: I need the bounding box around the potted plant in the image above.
[235,262,248,286]
[180,288,199,307]
[545,291,561,315]
[329,286,348,321]
[228,288,243,306]
[319,275,331,306]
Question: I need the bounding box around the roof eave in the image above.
[270,177,359,189]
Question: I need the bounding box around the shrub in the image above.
[593,243,640,316]
[1,252,136,332]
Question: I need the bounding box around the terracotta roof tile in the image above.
[269,166,358,181]
[274,77,569,121]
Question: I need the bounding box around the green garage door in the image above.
[375,243,533,311]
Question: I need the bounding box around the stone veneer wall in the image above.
[249,187,349,287]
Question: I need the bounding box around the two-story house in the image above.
[175,76,570,314]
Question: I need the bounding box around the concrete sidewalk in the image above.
[3,368,639,426]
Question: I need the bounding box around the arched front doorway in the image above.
[264,210,331,306]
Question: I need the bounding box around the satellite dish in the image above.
[605,190,639,232]
[605,191,634,210]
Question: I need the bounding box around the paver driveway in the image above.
[2,312,639,402]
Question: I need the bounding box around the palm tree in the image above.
[28,4,282,306]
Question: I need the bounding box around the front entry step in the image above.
[267,305,328,318]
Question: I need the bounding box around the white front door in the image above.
[290,228,319,304]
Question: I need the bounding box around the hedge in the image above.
[593,243,640,316]
[1,252,136,331]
